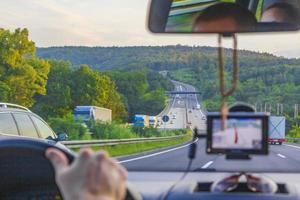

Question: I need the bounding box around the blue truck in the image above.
[134,115,150,127]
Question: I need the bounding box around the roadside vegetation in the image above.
[286,116,300,139]
[49,114,188,140]
[31,59,173,123]
[72,132,192,157]
[105,70,173,121]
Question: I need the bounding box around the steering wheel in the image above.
[0,137,141,200]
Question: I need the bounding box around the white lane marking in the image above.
[118,138,199,164]
[284,144,300,150]
[201,161,214,169]
[171,92,178,108]
[277,153,286,159]
[199,110,204,117]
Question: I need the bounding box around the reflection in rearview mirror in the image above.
[191,3,257,33]
[148,0,300,33]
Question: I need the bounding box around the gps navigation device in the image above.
[207,112,269,155]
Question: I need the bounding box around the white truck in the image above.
[268,116,286,145]
[74,106,112,122]
[149,116,158,128]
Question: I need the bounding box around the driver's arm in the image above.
[46,148,127,200]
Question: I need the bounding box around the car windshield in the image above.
[74,111,91,121]
[1,0,300,173]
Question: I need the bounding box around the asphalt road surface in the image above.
[119,139,300,173]
[157,80,206,132]
[119,80,300,173]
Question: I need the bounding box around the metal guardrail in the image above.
[62,135,186,148]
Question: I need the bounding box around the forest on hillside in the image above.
[36,46,300,71]
[37,46,300,132]
[37,46,300,113]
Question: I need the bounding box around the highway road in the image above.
[157,80,206,132]
[119,80,300,173]
[120,139,300,172]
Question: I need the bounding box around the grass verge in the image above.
[72,132,192,157]
[285,140,300,145]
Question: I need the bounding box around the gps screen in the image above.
[212,118,263,150]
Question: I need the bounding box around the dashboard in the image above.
[128,171,300,200]
[1,137,300,200]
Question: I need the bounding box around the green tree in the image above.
[107,70,172,121]
[32,60,73,119]
[106,71,148,119]
[0,28,49,107]
[71,65,127,120]
[138,89,167,116]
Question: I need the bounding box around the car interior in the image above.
[0,0,300,199]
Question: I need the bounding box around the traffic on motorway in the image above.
[0,0,300,200]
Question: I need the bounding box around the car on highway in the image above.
[0,103,67,141]
[1,0,300,200]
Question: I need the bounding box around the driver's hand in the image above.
[46,148,127,200]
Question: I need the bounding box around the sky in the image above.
[0,0,300,58]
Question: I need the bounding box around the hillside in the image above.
[37,46,300,119]
[36,46,300,71]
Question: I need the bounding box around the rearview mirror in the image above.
[148,0,300,34]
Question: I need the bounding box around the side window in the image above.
[13,113,39,138]
[0,113,19,135]
[31,115,55,139]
